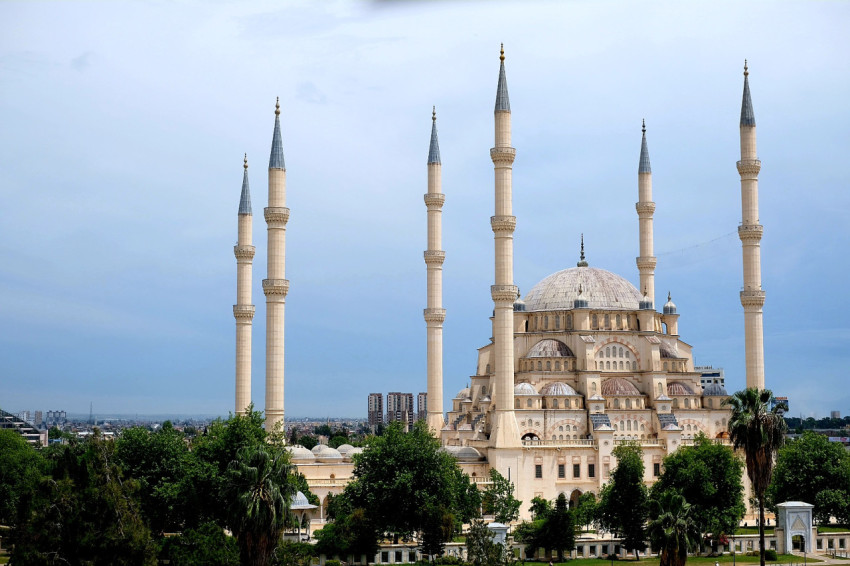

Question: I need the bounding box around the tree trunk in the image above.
[759,498,766,566]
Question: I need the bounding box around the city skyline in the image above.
[1,1,849,417]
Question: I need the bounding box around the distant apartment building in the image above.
[387,392,414,431]
[34,410,43,427]
[417,392,427,422]
[367,393,383,429]
[695,366,725,389]
[45,410,67,427]
[831,410,841,419]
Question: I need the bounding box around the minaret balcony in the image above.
[740,288,766,307]
[636,256,657,271]
[424,193,445,208]
[736,159,761,177]
[635,201,656,216]
[262,278,290,297]
[489,146,516,164]
[233,304,256,320]
[264,207,290,225]
[738,224,764,242]
[423,308,446,323]
[423,250,446,265]
[490,215,517,233]
[491,284,519,302]
[233,245,255,260]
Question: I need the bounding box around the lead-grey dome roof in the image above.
[540,382,579,396]
[524,267,643,311]
[514,382,538,396]
[526,339,574,358]
[703,383,729,396]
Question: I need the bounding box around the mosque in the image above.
[231,47,767,518]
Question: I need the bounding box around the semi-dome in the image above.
[702,383,729,396]
[514,382,538,395]
[667,381,695,396]
[601,377,641,396]
[455,446,483,461]
[524,267,643,311]
[540,381,579,396]
[526,339,574,358]
[455,388,471,400]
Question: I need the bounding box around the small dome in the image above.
[514,382,538,396]
[310,444,325,455]
[291,491,316,510]
[455,446,483,461]
[313,445,343,462]
[455,388,471,400]
[601,377,641,396]
[667,381,695,396]
[347,447,364,457]
[703,383,729,397]
[288,445,315,461]
[540,381,579,396]
[514,298,526,312]
[526,339,574,358]
[663,292,678,315]
[336,444,355,455]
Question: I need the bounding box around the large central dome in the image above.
[524,267,643,311]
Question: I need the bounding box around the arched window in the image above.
[555,316,560,330]
[614,398,620,409]
[566,314,573,329]
[559,434,563,440]
[486,364,491,374]
[515,399,520,409]
[573,425,577,431]
[616,314,622,328]
[605,347,610,357]
[657,383,663,396]
[527,399,533,408]
[632,361,638,370]
[592,314,598,329]
[546,361,551,371]
[640,424,645,431]
[619,361,624,370]
[625,398,632,409]
[537,361,543,371]
[627,420,632,431]
[606,361,611,369]
[552,399,559,409]
[625,350,631,359]
[663,362,668,371]
[685,398,691,408]
[591,382,597,394]
[555,361,561,371]
[604,314,611,329]
[559,425,563,431]
[544,316,548,330]
[619,347,624,357]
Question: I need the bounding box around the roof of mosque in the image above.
[514,382,538,396]
[601,377,641,397]
[455,388,471,400]
[524,267,643,311]
[540,382,579,396]
[526,339,574,358]
[667,381,695,396]
[703,383,729,396]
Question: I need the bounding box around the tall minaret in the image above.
[737,61,766,390]
[424,107,446,434]
[234,155,255,415]
[489,45,520,448]
[636,120,656,309]
[263,98,289,431]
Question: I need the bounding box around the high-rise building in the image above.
[45,410,66,427]
[34,410,43,427]
[387,392,415,431]
[831,411,841,419]
[417,392,427,422]
[696,366,725,389]
[367,393,383,429]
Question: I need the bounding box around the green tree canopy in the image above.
[650,433,745,541]
[597,443,648,556]
[647,491,700,566]
[539,493,575,561]
[482,468,521,524]
[0,429,44,529]
[767,431,850,524]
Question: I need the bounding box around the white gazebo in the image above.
[776,501,814,554]
[291,491,318,540]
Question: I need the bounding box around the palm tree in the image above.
[647,491,700,566]
[725,388,787,566]
[225,444,296,566]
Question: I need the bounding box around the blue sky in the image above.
[1,1,848,418]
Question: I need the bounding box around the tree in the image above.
[338,421,480,552]
[597,443,648,558]
[573,491,598,532]
[538,493,575,561]
[647,491,700,566]
[650,433,745,546]
[466,520,512,566]
[767,431,850,524]
[482,469,521,524]
[725,388,787,566]
[224,444,297,566]
[529,496,552,520]
[159,521,240,565]
[0,429,44,531]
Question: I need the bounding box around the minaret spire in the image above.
[737,61,766,389]
[263,98,290,432]
[234,155,256,415]
[424,107,446,434]
[636,119,657,311]
[489,44,520,448]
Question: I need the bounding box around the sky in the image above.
[1,1,848,419]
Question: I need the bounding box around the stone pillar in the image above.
[738,62,766,390]
[234,155,255,415]
[264,98,289,432]
[636,120,657,309]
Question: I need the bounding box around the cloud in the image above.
[70,51,93,72]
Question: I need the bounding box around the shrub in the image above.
[765,549,778,561]
[325,560,342,566]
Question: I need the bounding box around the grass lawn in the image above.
[817,525,850,533]
[524,554,820,566]
[735,526,776,535]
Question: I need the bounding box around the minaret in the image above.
[424,107,446,434]
[636,119,656,310]
[263,98,289,432]
[489,45,520,448]
[234,155,255,415]
[737,61,766,390]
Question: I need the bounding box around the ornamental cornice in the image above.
[740,288,766,307]
[491,284,519,302]
[490,215,517,233]
[234,245,256,260]
[233,304,256,320]
[736,159,761,177]
[424,193,446,208]
[423,308,447,323]
[264,207,290,225]
[635,256,657,270]
[424,250,446,265]
[738,224,764,242]
[635,202,656,216]
[489,146,516,164]
[262,278,289,297]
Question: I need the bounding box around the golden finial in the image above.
[432,105,436,122]
[500,43,505,62]
[744,59,749,77]
[642,118,646,134]
[243,153,248,169]
[275,96,280,116]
